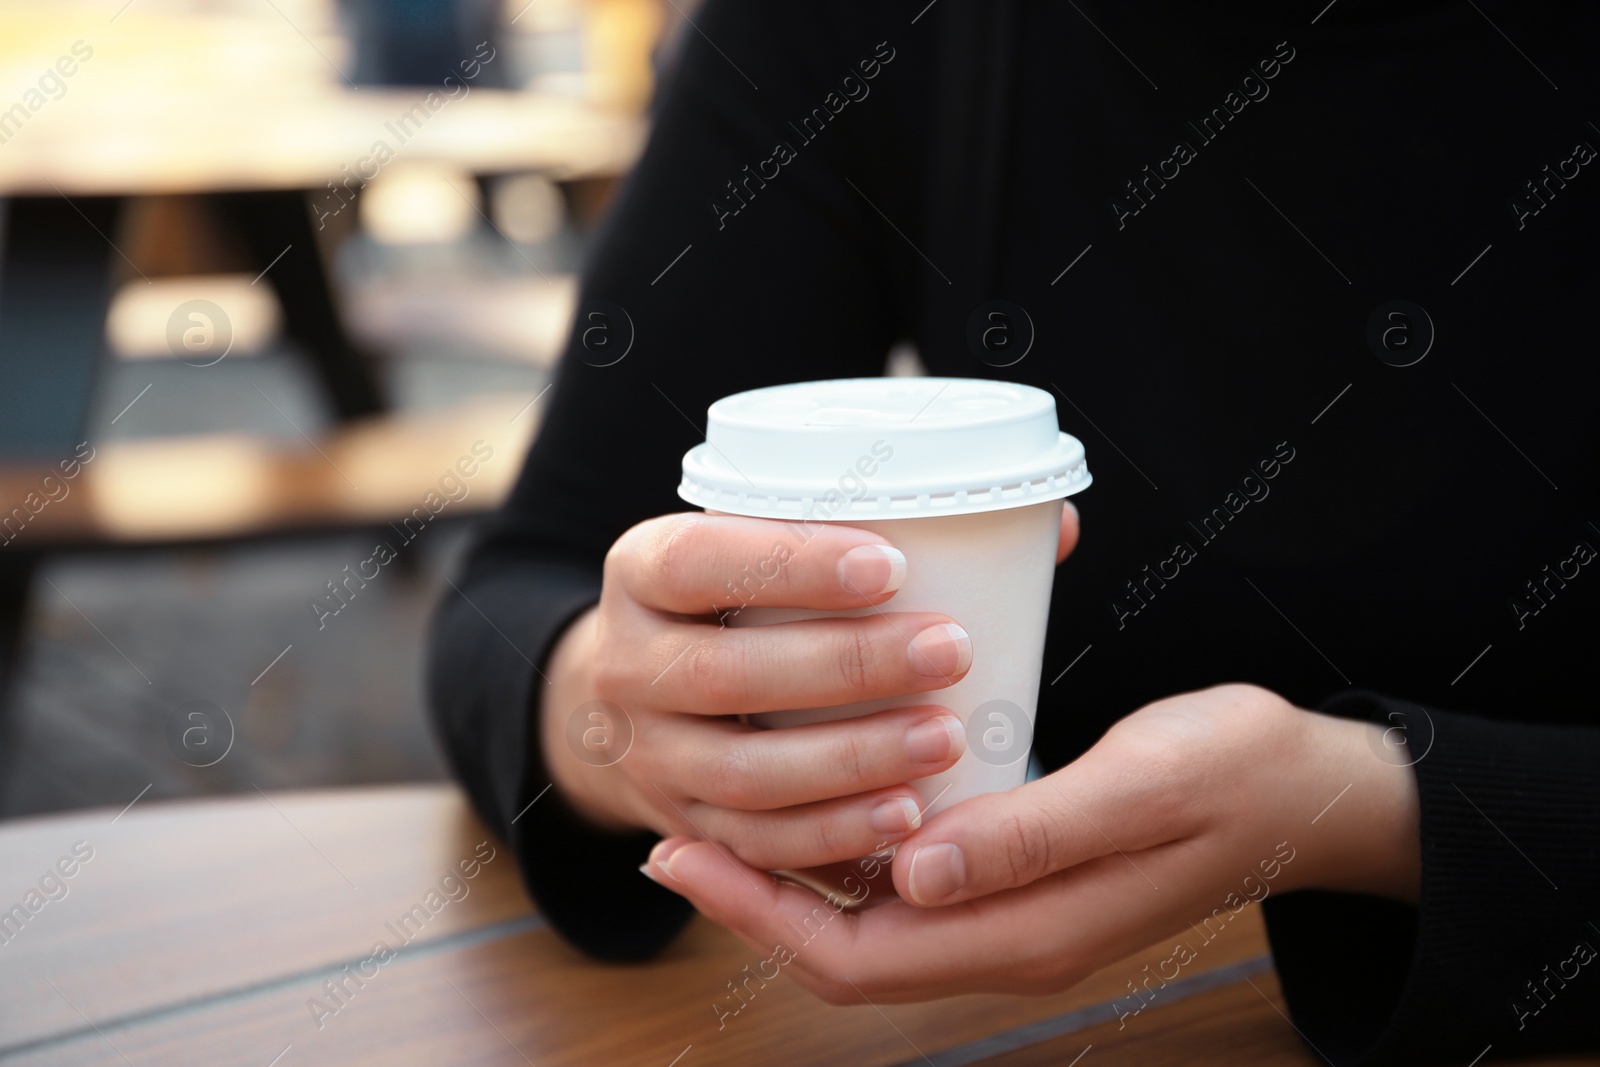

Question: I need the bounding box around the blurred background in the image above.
[0,0,686,818]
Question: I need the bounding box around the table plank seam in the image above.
[0,914,546,1061]
[880,954,1275,1067]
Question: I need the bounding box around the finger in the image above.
[892,748,1192,906]
[651,704,965,809]
[610,513,908,615]
[632,613,972,715]
[636,838,870,972]
[641,836,819,959]
[1056,500,1080,565]
[641,838,1093,1003]
[688,785,929,869]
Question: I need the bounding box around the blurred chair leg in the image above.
[215,190,387,422]
[0,195,121,456]
[0,552,35,738]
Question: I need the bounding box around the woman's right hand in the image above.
[536,511,978,872]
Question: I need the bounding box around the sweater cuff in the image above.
[426,555,693,961]
[1262,692,1600,1066]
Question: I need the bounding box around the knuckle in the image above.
[622,727,660,783]
[828,731,870,789]
[606,517,662,582]
[1209,681,1266,704]
[1106,714,1194,778]
[704,739,765,809]
[626,515,711,603]
[809,812,846,861]
[685,637,748,712]
[997,809,1054,885]
[1228,685,1292,735]
[591,671,623,705]
[601,532,631,584]
[835,625,877,692]
[590,622,646,702]
[590,652,630,703]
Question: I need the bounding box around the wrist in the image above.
[1293,709,1421,903]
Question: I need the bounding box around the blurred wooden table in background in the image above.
[0,785,1584,1067]
[0,0,649,683]
[0,0,642,456]
[0,0,647,197]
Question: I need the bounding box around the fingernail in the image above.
[904,713,965,764]
[837,544,907,596]
[907,623,971,678]
[869,796,922,836]
[907,843,966,905]
[647,838,689,882]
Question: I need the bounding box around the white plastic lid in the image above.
[678,378,1091,520]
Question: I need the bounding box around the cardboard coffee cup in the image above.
[678,377,1090,819]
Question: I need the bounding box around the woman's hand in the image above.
[538,505,1079,873]
[638,683,1420,1004]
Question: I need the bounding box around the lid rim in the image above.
[681,433,1085,496]
[679,473,1092,521]
[680,441,1091,519]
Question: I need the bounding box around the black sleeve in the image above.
[425,0,908,960]
[1262,692,1600,1065]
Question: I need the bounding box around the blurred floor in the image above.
[0,527,463,819]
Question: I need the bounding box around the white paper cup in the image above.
[679,378,1090,820]
[725,501,1063,813]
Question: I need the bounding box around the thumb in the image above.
[892,752,1177,906]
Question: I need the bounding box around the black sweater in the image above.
[427,2,1600,1062]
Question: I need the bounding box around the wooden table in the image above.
[0,786,1582,1067]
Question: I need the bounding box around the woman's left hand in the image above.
[640,683,1420,1004]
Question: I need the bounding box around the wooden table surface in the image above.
[0,785,1584,1067]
